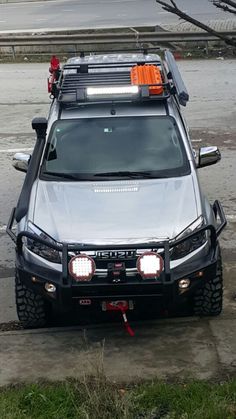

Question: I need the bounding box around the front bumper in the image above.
[7,200,227,309]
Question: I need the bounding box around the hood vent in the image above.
[93,181,139,193]
[94,186,138,193]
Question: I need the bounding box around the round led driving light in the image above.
[69,254,96,282]
[137,252,164,279]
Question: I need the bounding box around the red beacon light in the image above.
[48,55,61,94]
[50,55,60,72]
[137,251,164,279]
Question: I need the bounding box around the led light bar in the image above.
[137,251,164,279]
[87,85,139,96]
[69,254,96,282]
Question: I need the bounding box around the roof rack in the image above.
[49,51,189,107]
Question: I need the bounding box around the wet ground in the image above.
[0,60,235,385]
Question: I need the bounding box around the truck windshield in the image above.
[41,116,190,180]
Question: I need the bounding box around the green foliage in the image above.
[133,380,236,419]
[0,380,236,419]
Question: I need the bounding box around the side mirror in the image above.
[198,146,221,168]
[13,153,31,173]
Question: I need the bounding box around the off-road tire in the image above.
[193,249,223,316]
[15,271,50,328]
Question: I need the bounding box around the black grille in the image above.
[68,249,165,273]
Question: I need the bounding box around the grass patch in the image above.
[0,379,236,418]
[133,380,236,419]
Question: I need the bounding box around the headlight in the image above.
[171,216,207,260]
[26,221,61,263]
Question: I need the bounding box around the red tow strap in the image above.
[119,305,135,337]
[105,301,135,337]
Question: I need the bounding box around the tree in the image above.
[212,0,236,15]
[155,0,236,46]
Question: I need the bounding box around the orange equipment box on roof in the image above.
[130,64,163,95]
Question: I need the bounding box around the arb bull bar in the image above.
[6,200,226,302]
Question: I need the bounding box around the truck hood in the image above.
[33,176,198,244]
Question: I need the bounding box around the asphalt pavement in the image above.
[0,59,236,385]
[0,0,235,32]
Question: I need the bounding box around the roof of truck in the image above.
[66,53,162,66]
[49,51,188,105]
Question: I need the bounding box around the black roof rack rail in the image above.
[62,59,162,72]
[58,84,171,105]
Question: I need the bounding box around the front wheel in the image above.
[193,248,223,316]
[15,270,50,328]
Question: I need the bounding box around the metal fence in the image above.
[0,30,235,59]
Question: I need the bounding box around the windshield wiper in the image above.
[42,171,81,180]
[94,171,158,179]
[42,171,168,181]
